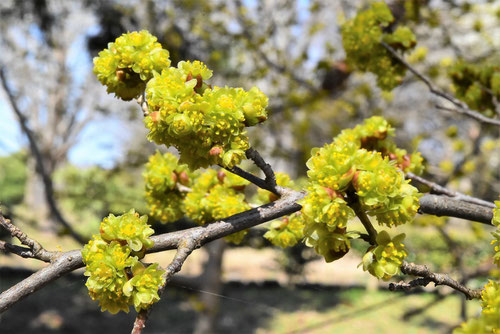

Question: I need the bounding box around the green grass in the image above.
[259,288,481,334]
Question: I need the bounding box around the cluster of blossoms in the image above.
[93,31,269,170]
[93,30,171,101]
[341,2,417,90]
[264,213,305,249]
[449,61,500,117]
[143,151,196,222]
[82,210,165,313]
[361,231,407,279]
[144,64,268,169]
[143,152,258,244]
[258,173,306,248]
[456,201,500,332]
[184,169,251,244]
[304,224,358,263]
[301,116,421,277]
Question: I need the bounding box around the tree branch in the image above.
[381,42,500,127]
[389,261,483,300]
[132,238,197,334]
[406,172,496,208]
[0,189,304,313]
[350,201,378,245]
[0,212,54,262]
[226,148,283,196]
[435,104,500,127]
[418,194,493,225]
[0,67,86,244]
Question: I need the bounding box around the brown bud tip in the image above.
[334,227,347,234]
[186,72,193,82]
[352,171,361,190]
[277,218,289,230]
[232,185,246,191]
[195,74,203,89]
[115,68,126,81]
[323,186,334,198]
[328,248,349,261]
[217,170,226,183]
[322,187,343,199]
[401,155,411,169]
[269,193,279,202]
[150,111,160,122]
[388,153,398,161]
[209,146,223,156]
[178,171,189,185]
[373,130,387,140]
[171,172,178,183]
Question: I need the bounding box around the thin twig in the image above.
[225,148,283,196]
[389,261,483,300]
[0,240,52,261]
[0,212,54,262]
[381,42,500,127]
[406,172,495,208]
[245,148,278,189]
[435,104,500,127]
[132,238,197,334]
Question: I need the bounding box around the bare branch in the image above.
[389,261,483,300]
[0,249,83,313]
[435,104,500,127]
[132,238,197,334]
[381,42,500,127]
[0,212,54,262]
[226,148,283,196]
[0,186,493,314]
[0,67,86,244]
[418,194,493,225]
[406,172,496,208]
[349,199,378,245]
[246,148,278,188]
[0,240,49,261]
[0,189,304,313]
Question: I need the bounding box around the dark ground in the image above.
[0,268,351,334]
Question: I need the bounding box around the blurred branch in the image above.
[0,67,86,244]
[381,42,500,127]
[389,261,482,300]
[435,104,500,126]
[234,0,318,93]
[406,172,495,208]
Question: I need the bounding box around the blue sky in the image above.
[0,0,318,168]
[0,23,129,169]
